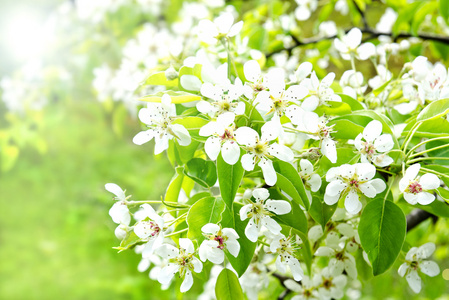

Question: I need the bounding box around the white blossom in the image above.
[294,0,318,21]
[324,163,386,214]
[298,72,341,111]
[284,277,318,300]
[299,159,322,192]
[157,238,203,293]
[105,183,131,226]
[334,28,376,61]
[199,112,240,165]
[399,163,440,205]
[353,120,394,167]
[234,121,294,186]
[134,204,166,257]
[398,243,440,293]
[133,94,191,154]
[313,267,347,300]
[198,223,240,264]
[270,234,304,281]
[198,12,243,44]
[239,188,291,242]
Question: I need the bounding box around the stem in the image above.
[166,212,188,226]
[165,228,188,237]
[408,144,449,159]
[402,122,422,152]
[126,200,177,206]
[384,175,396,201]
[258,239,270,247]
[376,168,396,176]
[407,157,449,164]
[406,136,449,157]
[420,167,449,179]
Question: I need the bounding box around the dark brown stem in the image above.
[406,209,438,232]
[267,27,449,58]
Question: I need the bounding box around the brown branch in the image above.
[267,27,449,58]
[406,209,438,232]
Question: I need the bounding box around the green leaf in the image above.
[417,98,449,122]
[222,203,257,277]
[217,151,244,210]
[187,197,225,242]
[309,195,337,229]
[139,91,201,104]
[165,167,185,203]
[358,198,406,276]
[273,160,310,210]
[392,2,424,36]
[328,119,364,139]
[215,269,244,300]
[185,158,217,188]
[339,94,364,111]
[314,100,352,116]
[142,71,178,87]
[440,0,449,25]
[1,144,19,172]
[411,2,438,36]
[115,231,141,251]
[416,198,449,218]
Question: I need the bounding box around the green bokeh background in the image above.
[0,0,448,299]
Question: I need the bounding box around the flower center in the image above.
[407,181,423,194]
[323,278,333,289]
[220,128,234,140]
[349,179,359,188]
[362,141,376,156]
[214,235,226,250]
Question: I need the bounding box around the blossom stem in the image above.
[402,122,422,152]
[407,144,449,159]
[419,167,449,179]
[257,239,270,247]
[126,200,177,206]
[406,136,449,157]
[384,175,396,201]
[407,157,449,164]
[165,228,188,237]
[376,168,396,176]
[166,212,188,226]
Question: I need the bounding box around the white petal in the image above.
[363,120,383,143]
[261,121,281,141]
[346,28,362,49]
[259,158,277,186]
[105,183,126,200]
[109,202,130,225]
[179,238,194,254]
[326,180,347,196]
[239,204,252,221]
[357,43,376,60]
[133,130,154,145]
[275,255,287,273]
[322,138,337,163]
[226,239,240,257]
[262,216,282,235]
[228,21,243,37]
[418,242,436,258]
[417,192,435,205]
[398,263,409,277]
[180,75,202,91]
[295,62,313,81]
[369,178,386,193]
[244,60,261,83]
[404,192,418,205]
[268,143,294,162]
[358,182,376,198]
[234,127,258,146]
[201,223,220,234]
[180,271,194,293]
[374,134,394,152]
[301,96,319,111]
[345,190,361,214]
[196,100,214,114]
[221,140,240,165]
[419,173,440,190]
[245,218,260,242]
[405,163,421,180]
[300,159,313,175]
[171,124,191,146]
[265,200,291,215]
[406,270,421,293]
[420,261,440,277]
[241,153,256,171]
[215,13,234,34]
[158,264,178,285]
[356,163,376,181]
[253,188,270,201]
[204,136,221,161]
[309,174,322,192]
[315,246,334,257]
